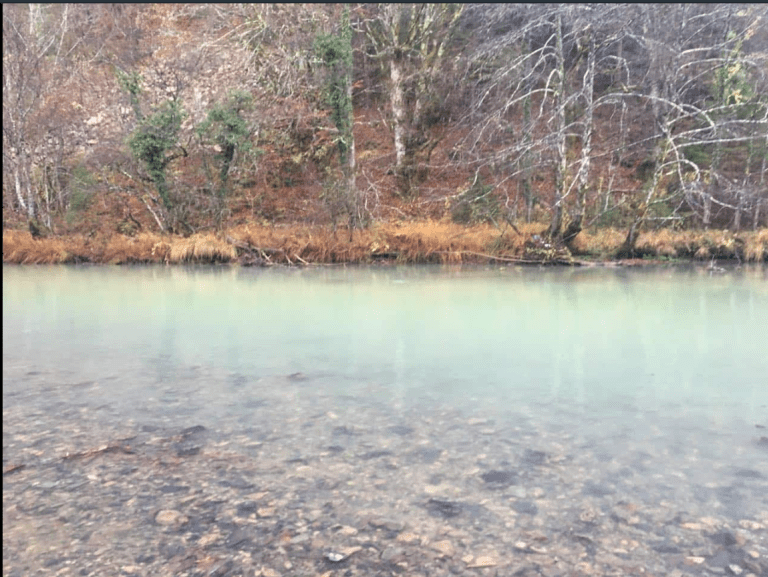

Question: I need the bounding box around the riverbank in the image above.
[3,223,767,266]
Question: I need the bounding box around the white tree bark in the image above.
[13,163,28,213]
[390,58,406,169]
[365,4,462,195]
[345,71,359,230]
[28,4,42,43]
[548,12,567,239]
[564,33,595,244]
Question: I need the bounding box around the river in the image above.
[3,263,767,575]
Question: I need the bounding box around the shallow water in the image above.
[4,264,767,411]
[3,263,768,572]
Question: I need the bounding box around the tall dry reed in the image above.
[4,224,766,265]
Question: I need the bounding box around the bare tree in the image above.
[458,4,626,242]
[3,4,59,221]
[612,4,768,254]
[457,4,766,255]
[3,4,148,227]
[363,3,464,197]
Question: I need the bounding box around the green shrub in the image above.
[196,90,253,188]
[115,69,143,120]
[127,100,185,209]
[314,7,353,166]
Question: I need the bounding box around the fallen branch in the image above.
[3,463,26,476]
[225,236,289,265]
[225,236,285,256]
[434,250,575,265]
[62,442,134,461]
[225,235,255,253]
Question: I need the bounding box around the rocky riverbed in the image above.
[3,370,767,577]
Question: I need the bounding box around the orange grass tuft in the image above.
[744,229,768,262]
[634,228,768,261]
[167,234,237,263]
[562,227,768,262]
[571,228,625,257]
[2,230,72,264]
[377,221,533,263]
[102,233,171,264]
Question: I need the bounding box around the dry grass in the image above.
[228,220,544,264]
[637,228,686,258]
[576,227,768,262]
[4,224,767,265]
[2,230,73,264]
[167,234,237,264]
[744,229,768,262]
[636,228,768,261]
[379,221,543,263]
[102,233,171,264]
[571,228,626,257]
[103,233,237,264]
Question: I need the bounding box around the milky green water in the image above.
[4,264,768,510]
[3,264,766,419]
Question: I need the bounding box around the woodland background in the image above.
[3,4,768,262]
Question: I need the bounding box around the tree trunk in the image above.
[702,192,712,229]
[756,134,767,230]
[28,4,42,44]
[547,13,567,239]
[645,6,662,124]
[521,34,534,223]
[13,163,28,214]
[619,133,669,257]
[20,149,36,219]
[618,218,642,258]
[345,77,359,233]
[390,56,418,197]
[390,57,406,170]
[563,35,595,248]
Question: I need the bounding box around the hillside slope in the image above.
[3,4,767,264]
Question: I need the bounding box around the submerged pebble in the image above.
[3,372,766,577]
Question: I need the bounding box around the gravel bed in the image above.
[4,371,767,577]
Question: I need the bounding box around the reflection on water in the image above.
[4,264,768,519]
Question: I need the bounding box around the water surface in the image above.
[4,264,768,524]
